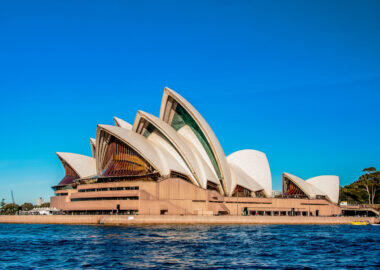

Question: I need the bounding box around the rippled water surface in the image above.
[0,224,379,269]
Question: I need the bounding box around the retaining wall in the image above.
[0,215,378,225]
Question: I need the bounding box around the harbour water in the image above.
[0,224,379,269]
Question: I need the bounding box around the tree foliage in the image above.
[340,168,380,204]
[40,202,50,207]
[1,203,20,215]
[21,202,34,211]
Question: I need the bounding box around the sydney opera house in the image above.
[51,88,341,216]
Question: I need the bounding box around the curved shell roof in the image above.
[229,162,264,193]
[147,139,190,178]
[89,138,96,158]
[227,150,272,197]
[180,135,220,187]
[283,172,318,199]
[53,87,342,205]
[176,125,219,185]
[159,87,232,195]
[113,117,132,130]
[56,152,96,179]
[306,175,339,204]
[283,172,339,204]
[133,110,219,188]
[95,124,188,178]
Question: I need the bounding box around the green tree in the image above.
[340,168,380,204]
[361,167,378,204]
[40,202,50,207]
[21,202,34,211]
[0,199,5,207]
[1,203,20,215]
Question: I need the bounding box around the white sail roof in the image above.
[159,87,232,195]
[283,172,318,199]
[113,116,132,130]
[56,152,96,178]
[95,124,188,178]
[283,172,339,204]
[133,110,220,188]
[89,138,96,158]
[227,150,272,197]
[229,162,264,193]
[306,175,339,204]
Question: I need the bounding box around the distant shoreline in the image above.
[0,215,378,225]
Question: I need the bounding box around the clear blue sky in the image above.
[0,1,379,204]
